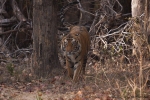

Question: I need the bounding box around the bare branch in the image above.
[0,16,17,26]
[0,28,32,35]
[0,9,9,17]
[116,0,123,12]
[11,0,27,22]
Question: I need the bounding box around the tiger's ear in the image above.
[68,25,74,31]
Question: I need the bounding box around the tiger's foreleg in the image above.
[73,61,82,82]
[66,59,74,79]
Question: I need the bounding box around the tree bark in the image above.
[131,0,144,56]
[132,0,145,17]
[131,0,150,98]
[33,0,60,77]
[131,0,150,55]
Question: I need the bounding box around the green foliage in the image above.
[36,92,43,100]
[121,88,130,99]
[6,63,14,75]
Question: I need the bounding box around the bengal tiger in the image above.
[60,26,90,82]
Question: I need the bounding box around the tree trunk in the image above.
[131,0,150,99]
[131,0,150,56]
[131,0,144,56]
[132,0,145,17]
[33,0,60,77]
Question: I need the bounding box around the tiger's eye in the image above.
[74,46,79,50]
[75,33,79,36]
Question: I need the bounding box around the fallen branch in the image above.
[0,28,32,35]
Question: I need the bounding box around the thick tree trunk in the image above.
[131,0,150,98]
[131,0,144,56]
[132,0,145,17]
[131,0,150,55]
[33,0,60,77]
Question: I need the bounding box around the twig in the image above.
[0,16,17,26]
[107,22,128,34]
[0,28,32,35]
[76,0,95,16]
[115,0,123,13]
[89,9,100,34]
[0,9,9,17]
[9,48,33,56]
[77,6,95,16]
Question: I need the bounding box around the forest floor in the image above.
[0,57,150,100]
[0,66,113,100]
[0,72,113,100]
[0,76,112,100]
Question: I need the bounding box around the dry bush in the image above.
[78,0,150,99]
[0,0,149,99]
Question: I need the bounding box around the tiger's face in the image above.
[61,35,81,57]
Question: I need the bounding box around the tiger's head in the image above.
[61,26,90,58]
[61,33,81,57]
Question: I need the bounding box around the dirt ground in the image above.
[0,57,150,100]
[0,58,115,100]
[0,73,112,100]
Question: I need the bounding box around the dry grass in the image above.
[0,30,150,100]
[0,0,150,99]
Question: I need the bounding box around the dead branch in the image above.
[89,0,134,56]
[9,48,33,57]
[115,0,123,13]
[0,28,32,35]
[89,9,101,35]
[0,16,17,26]
[0,9,9,18]
[76,0,95,16]
[11,0,27,22]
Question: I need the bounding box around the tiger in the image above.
[60,26,90,82]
